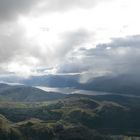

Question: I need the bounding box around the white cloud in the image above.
[0,0,140,78]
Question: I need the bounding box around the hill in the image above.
[19,74,140,96]
[1,83,140,139]
[0,83,66,102]
[0,93,140,139]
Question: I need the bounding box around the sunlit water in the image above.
[35,86,140,98]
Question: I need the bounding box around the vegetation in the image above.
[1,84,140,139]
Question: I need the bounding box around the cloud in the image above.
[0,18,140,80]
[0,0,111,22]
[0,23,26,63]
[0,22,42,75]
[0,0,138,80]
[56,29,94,58]
[36,0,109,13]
[0,24,94,76]
[57,35,140,82]
[0,0,39,22]
[97,35,140,48]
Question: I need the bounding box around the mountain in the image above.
[21,74,80,88]
[0,83,66,102]
[81,74,140,95]
[20,74,140,96]
[1,94,140,139]
[1,73,140,96]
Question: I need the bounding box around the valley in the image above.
[0,84,140,140]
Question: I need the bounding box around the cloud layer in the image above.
[0,0,140,81]
[57,35,140,82]
[0,0,39,21]
[0,0,108,22]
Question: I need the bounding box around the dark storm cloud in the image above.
[57,60,91,74]
[0,0,110,21]
[58,35,140,80]
[0,0,39,21]
[97,35,140,48]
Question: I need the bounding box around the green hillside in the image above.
[0,84,66,102]
[1,92,140,140]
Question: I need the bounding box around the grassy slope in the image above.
[1,94,140,139]
[0,83,66,102]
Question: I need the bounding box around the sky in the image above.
[0,0,140,81]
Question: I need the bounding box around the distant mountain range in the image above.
[20,74,140,95]
[21,74,80,87]
[80,74,140,95]
[0,83,66,102]
[0,73,140,96]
